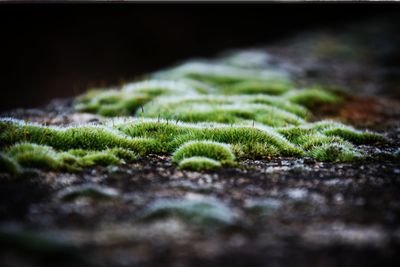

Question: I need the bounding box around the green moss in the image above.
[178,156,221,171]
[0,118,157,155]
[154,61,288,85]
[139,197,238,227]
[0,152,21,175]
[218,80,293,95]
[7,143,61,170]
[277,121,384,146]
[74,80,201,116]
[143,95,308,122]
[172,141,235,164]
[0,51,390,173]
[114,119,303,157]
[1,142,137,172]
[320,126,386,144]
[307,143,363,162]
[283,87,341,107]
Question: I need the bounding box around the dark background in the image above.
[0,3,398,112]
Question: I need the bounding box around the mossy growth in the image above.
[0,152,21,175]
[178,157,222,171]
[172,141,235,164]
[142,95,308,126]
[0,118,158,154]
[307,143,363,162]
[0,50,390,173]
[74,80,202,116]
[1,141,137,172]
[113,119,303,157]
[139,196,238,227]
[282,87,341,108]
[0,116,386,174]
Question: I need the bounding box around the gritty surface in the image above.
[1,21,400,267]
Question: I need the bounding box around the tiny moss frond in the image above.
[178,156,221,171]
[172,141,235,163]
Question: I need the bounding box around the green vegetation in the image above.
[0,50,389,173]
[282,87,340,107]
[0,152,21,175]
[172,141,234,170]
[178,157,221,171]
[0,141,137,172]
[306,143,363,162]
[172,141,235,163]
[74,80,201,116]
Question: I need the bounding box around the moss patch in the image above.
[139,196,238,227]
[178,157,222,171]
[1,141,137,172]
[0,50,390,173]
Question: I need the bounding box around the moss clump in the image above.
[74,80,201,116]
[178,156,222,171]
[144,95,309,120]
[0,118,157,155]
[172,141,235,164]
[307,143,363,162]
[139,196,238,227]
[114,119,303,157]
[0,152,21,175]
[143,97,305,127]
[0,115,386,174]
[218,80,293,95]
[277,120,386,146]
[283,87,340,107]
[2,142,137,172]
[7,143,61,170]
[0,50,390,172]
[153,61,288,85]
